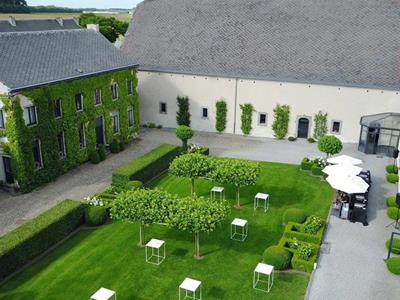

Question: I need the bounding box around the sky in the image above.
[27,0,141,9]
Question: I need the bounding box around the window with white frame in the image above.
[75,93,83,111]
[0,109,4,129]
[128,105,134,127]
[111,83,119,100]
[127,80,133,95]
[258,113,267,125]
[24,106,37,126]
[94,88,102,105]
[159,102,167,114]
[57,131,66,159]
[202,107,208,119]
[54,99,62,118]
[111,111,120,134]
[331,120,342,134]
[78,123,86,149]
[33,139,43,169]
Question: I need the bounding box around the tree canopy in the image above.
[318,135,343,158]
[175,125,194,151]
[0,0,29,13]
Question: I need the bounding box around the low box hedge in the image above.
[301,158,312,170]
[283,221,325,245]
[112,144,180,187]
[0,199,84,280]
[311,164,324,176]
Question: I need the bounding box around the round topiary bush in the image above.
[318,135,343,158]
[387,207,400,220]
[282,208,307,225]
[386,257,400,274]
[262,246,292,270]
[307,137,316,143]
[386,164,398,174]
[126,180,143,190]
[90,150,100,164]
[288,136,297,142]
[387,196,397,207]
[85,206,108,226]
[387,173,399,184]
[386,238,400,255]
[110,139,120,153]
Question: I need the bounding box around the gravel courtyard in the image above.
[0,128,398,299]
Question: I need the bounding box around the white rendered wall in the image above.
[138,71,400,143]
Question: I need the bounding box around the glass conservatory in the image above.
[358,113,400,156]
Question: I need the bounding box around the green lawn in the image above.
[0,162,333,300]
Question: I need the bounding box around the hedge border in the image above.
[283,221,325,245]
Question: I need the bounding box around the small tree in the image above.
[272,104,290,139]
[240,103,254,135]
[169,153,213,195]
[318,135,343,158]
[169,196,229,259]
[176,96,191,126]
[176,125,194,151]
[215,99,227,133]
[110,189,175,246]
[313,111,328,140]
[210,159,260,208]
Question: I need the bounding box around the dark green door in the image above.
[95,116,105,145]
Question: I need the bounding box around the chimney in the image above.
[56,18,64,27]
[87,24,100,33]
[8,16,16,27]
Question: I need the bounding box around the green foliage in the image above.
[187,144,210,156]
[313,111,328,139]
[386,164,398,174]
[215,99,227,133]
[288,136,297,142]
[283,222,325,244]
[169,153,213,195]
[387,207,400,220]
[386,238,400,255]
[90,150,100,164]
[79,13,129,43]
[304,216,324,234]
[298,244,313,261]
[126,180,143,190]
[307,137,316,143]
[98,145,106,161]
[0,0,29,13]
[240,103,254,135]
[272,104,290,139]
[0,199,84,280]
[317,135,343,158]
[176,125,194,151]
[85,206,108,227]
[282,208,307,225]
[210,158,260,207]
[387,173,399,184]
[301,157,313,170]
[386,257,400,275]
[311,164,324,176]
[262,246,292,270]
[176,96,191,126]
[4,69,139,192]
[112,144,179,187]
[110,138,120,153]
[387,196,397,207]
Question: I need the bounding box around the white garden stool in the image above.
[230,218,248,241]
[253,262,274,293]
[254,193,270,212]
[179,277,202,300]
[145,238,165,265]
[90,287,116,300]
[210,186,225,201]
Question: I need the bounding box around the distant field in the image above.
[0,13,132,21]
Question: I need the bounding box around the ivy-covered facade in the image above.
[0,68,139,192]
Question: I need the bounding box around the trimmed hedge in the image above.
[311,164,324,176]
[282,208,307,225]
[386,238,400,255]
[0,199,84,279]
[262,246,292,270]
[125,180,143,190]
[85,206,108,227]
[198,147,210,156]
[279,237,319,273]
[387,173,399,184]
[386,164,398,174]
[301,158,312,170]
[112,144,180,187]
[387,207,400,220]
[283,221,325,245]
[387,196,397,207]
[386,257,400,275]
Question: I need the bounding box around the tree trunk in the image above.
[182,139,188,152]
[138,223,145,247]
[194,232,202,259]
[235,187,241,208]
[191,178,195,196]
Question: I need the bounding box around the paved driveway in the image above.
[0,128,398,299]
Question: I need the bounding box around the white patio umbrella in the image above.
[327,155,362,165]
[322,164,363,177]
[326,173,369,194]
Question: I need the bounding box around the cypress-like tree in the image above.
[176,96,191,126]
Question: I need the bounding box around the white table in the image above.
[145,238,165,265]
[90,287,116,300]
[230,218,248,241]
[210,186,225,201]
[254,193,270,212]
[179,277,202,300]
[253,262,274,292]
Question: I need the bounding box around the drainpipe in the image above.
[233,78,238,134]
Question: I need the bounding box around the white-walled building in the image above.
[122,0,400,156]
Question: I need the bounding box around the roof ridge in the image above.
[0,28,87,36]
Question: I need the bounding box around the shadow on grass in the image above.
[171,248,188,257]
[208,285,225,298]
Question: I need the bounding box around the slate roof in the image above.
[122,0,400,90]
[0,18,80,32]
[0,29,137,92]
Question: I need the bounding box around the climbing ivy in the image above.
[240,103,254,135]
[313,111,328,140]
[176,96,191,126]
[272,104,290,139]
[215,99,227,133]
[2,68,139,192]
